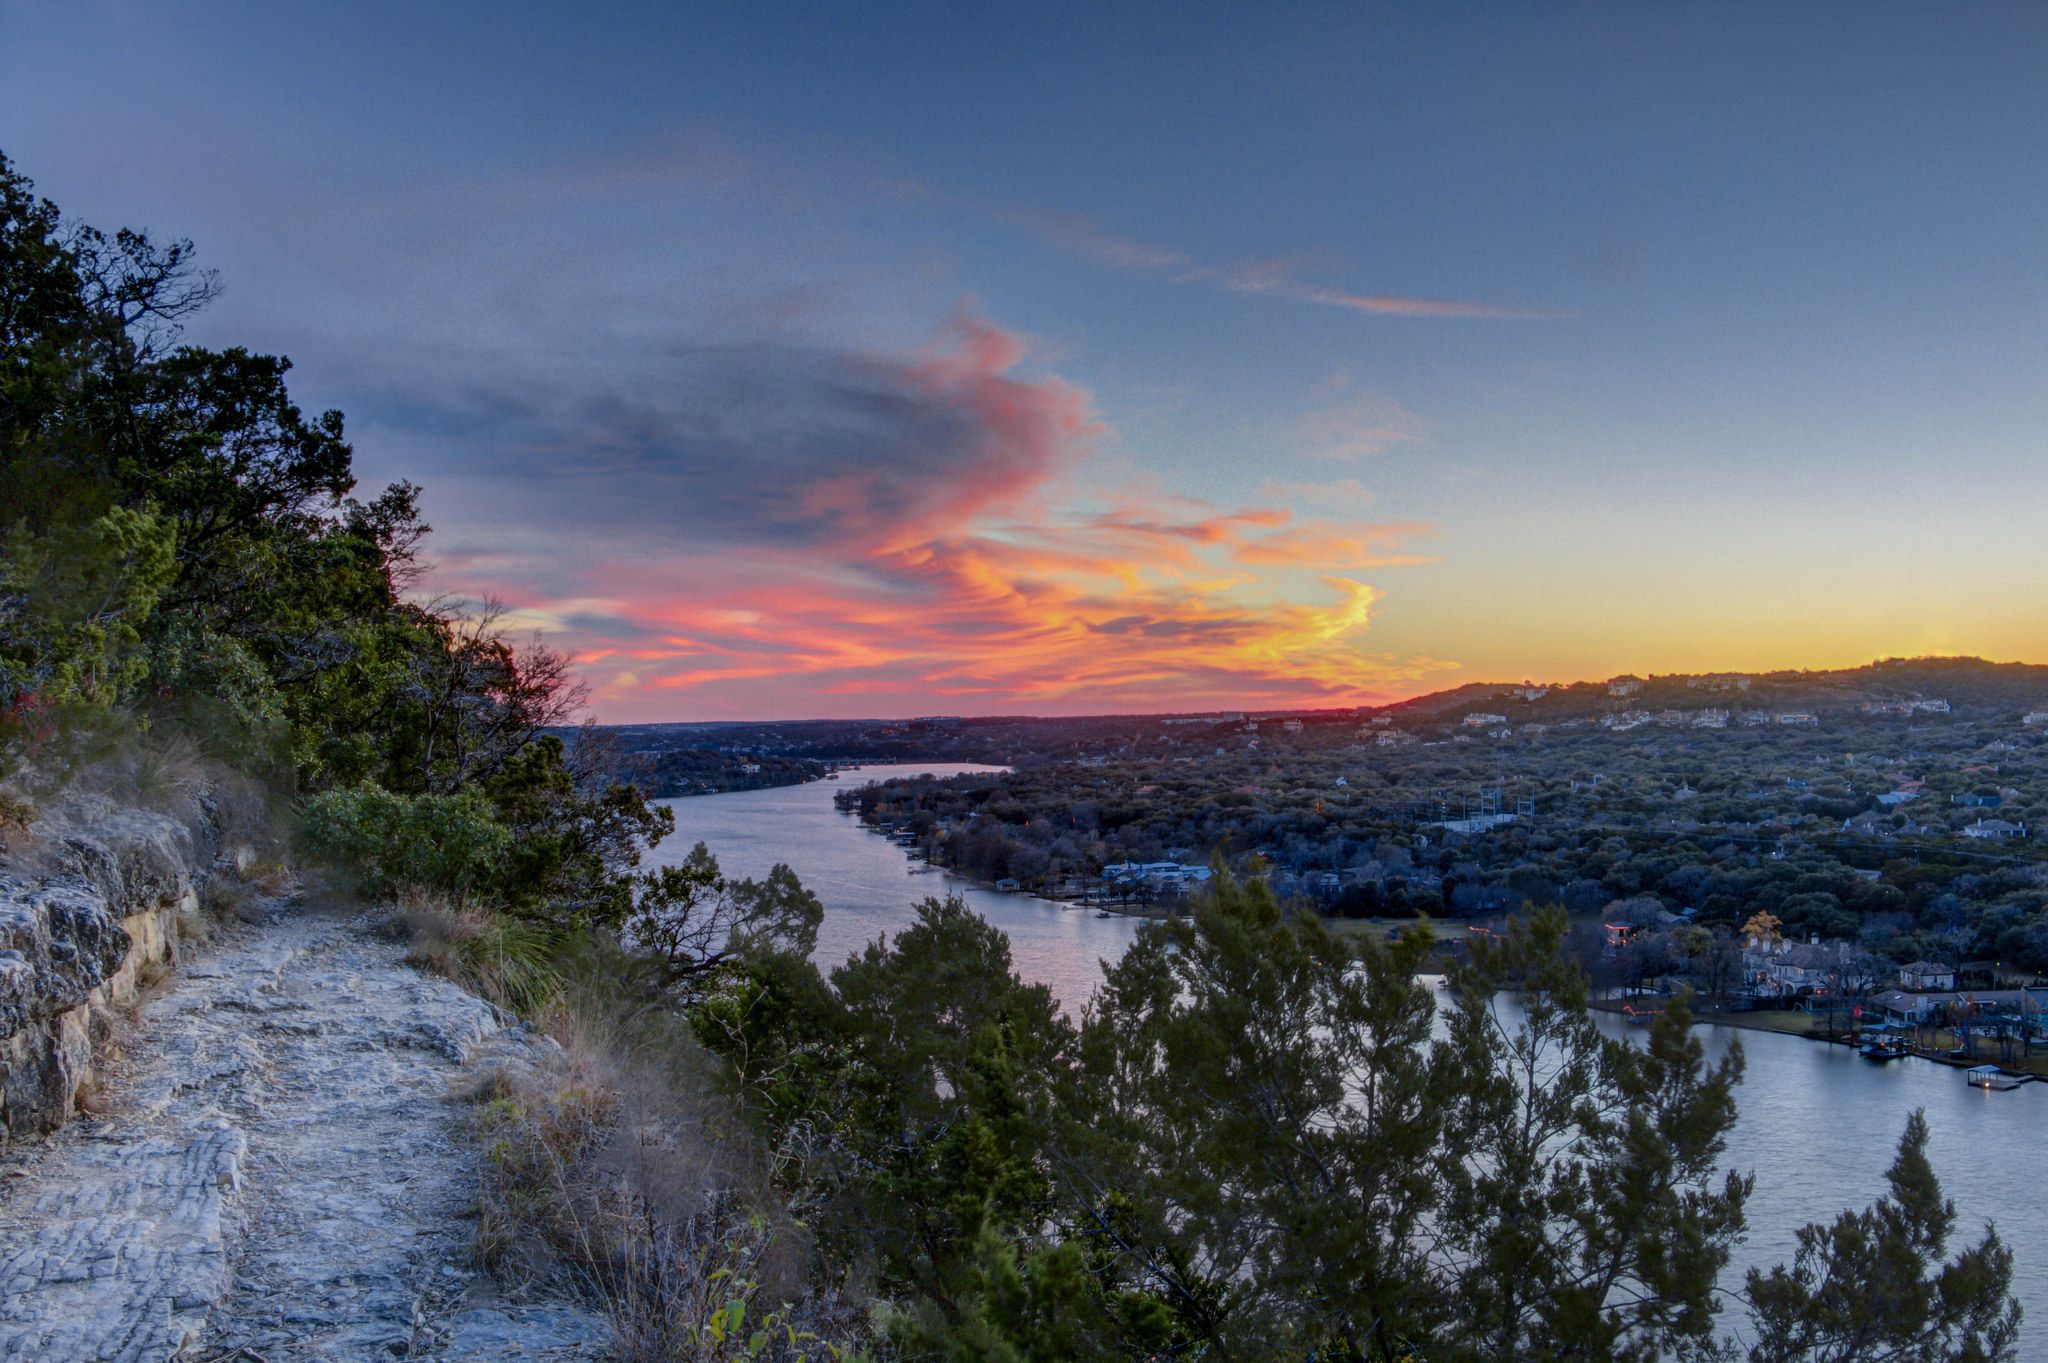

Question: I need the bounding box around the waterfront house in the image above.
[1744,940,1879,999]
[1873,989,1940,1024]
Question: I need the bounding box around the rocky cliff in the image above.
[0,794,222,1144]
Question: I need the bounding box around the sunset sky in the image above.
[7,3,2047,719]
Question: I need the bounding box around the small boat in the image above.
[1964,1065,2027,1091]
[1859,1038,1906,1062]
[1096,910,1116,919]
[825,773,839,780]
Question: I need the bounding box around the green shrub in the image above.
[302,780,513,904]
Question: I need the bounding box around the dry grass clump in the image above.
[88,732,210,819]
[461,948,872,1362]
[399,897,563,1019]
[0,784,36,846]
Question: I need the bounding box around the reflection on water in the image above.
[654,763,2044,1337]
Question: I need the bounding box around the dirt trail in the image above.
[0,908,607,1362]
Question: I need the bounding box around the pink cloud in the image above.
[410,310,1450,719]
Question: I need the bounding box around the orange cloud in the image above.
[411,310,1450,718]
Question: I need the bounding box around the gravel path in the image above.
[0,908,608,1362]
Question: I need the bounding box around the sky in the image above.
[5,2,2047,720]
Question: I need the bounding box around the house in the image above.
[1693,709,1729,728]
[1874,790,1920,806]
[1608,677,1644,697]
[1744,940,1880,998]
[2024,711,2048,727]
[1899,961,1958,992]
[1439,812,1517,834]
[1776,712,1819,727]
[1461,712,1508,728]
[1952,793,2001,808]
[1963,819,2030,841]
[1281,719,1303,733]
[1099,862,1213,890]
[1843,811,1894,838]
[1872,989,1940,1024]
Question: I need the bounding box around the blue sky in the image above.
[6,2,2046,717]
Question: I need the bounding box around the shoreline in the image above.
[1590,997,2048,1081]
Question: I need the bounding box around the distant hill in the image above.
[1373,656,2048,728]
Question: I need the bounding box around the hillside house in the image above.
[1899,961,1958,991]
[1461,712,1508,728]
[1963,818,2030,841]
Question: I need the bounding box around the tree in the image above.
[1073,874,1446,1359]
[1743,911,1784,950]
[1431,911,1749,1363]
[1746,1110,2020,1363]
[627,842,824,988]
[828,896,1075,1325]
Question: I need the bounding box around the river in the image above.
[654,762,2046,1347]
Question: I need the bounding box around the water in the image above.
[1511,995,2047,1343]
[653,763,1141,1017]
[654,763,2046,1346]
